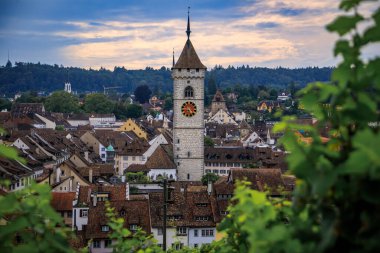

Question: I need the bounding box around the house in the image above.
[72,184,151,252]
[277,92,291,101]
[242,131,265,147]
[257,101,280,112]
[11,103,45,118]
[114,139,149,176]
[145,145,176,181]
[89,114,116,129]
[232,111,250,123]
[116,118,148,140]
[51,192,76,226]
[212,168,289,223]
[66,113,90,127]
[207,109,237,125]
[149,182,216,249]
[0,155,43,191]
[204,146,287,175]
[52,160,90,192]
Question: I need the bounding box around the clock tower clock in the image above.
[172,8,206,181]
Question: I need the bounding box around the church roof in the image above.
[212,90,225,102]
[173,39,206,69]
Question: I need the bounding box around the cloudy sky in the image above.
[0,0,378,69]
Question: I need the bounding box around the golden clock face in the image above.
[181,101,197,117]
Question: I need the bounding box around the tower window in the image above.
[196,68,199,72]
[178,69,181,72]
[177,139,180,144]
[187,174,190,180]
[187,68,190,72]
[184,86,194,98]
[187,80,190,84]
[188,151,191,157]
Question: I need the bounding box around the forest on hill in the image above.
[0,61,333,96]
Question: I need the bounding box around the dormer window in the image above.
[184,86,194,98]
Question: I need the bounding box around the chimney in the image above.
[92,193,97,207]
[89,168,93,183]
[69,177,73,191]
[84,151,89,162]
[207,180,212,196]
[126,182,130,200]
[56,167,61,183]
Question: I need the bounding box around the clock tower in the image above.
[172,8,206,181]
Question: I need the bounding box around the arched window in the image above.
[184,86,194,98]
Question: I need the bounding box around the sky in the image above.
[0,0,379,70]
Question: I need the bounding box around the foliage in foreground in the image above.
[0,182,73,253]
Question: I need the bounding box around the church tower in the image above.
[172,8,206,181]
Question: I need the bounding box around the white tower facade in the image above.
[172,11,206,181]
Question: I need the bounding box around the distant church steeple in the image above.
[64,70,72,93]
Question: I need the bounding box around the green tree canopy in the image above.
[44,91,80,113]
[201,173,219,186]
[0,98,12,111]
[84,93,114,114]
[134,85,152,104]
[125,104,143,118]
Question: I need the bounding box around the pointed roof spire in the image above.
[172,48,175,67]
[186,6,191,42]
[172,7,206,70]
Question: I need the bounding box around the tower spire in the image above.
[186,6,191,42]
[172,48,175,67]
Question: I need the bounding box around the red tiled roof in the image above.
[51,192,76,211]
[84,199,151,239]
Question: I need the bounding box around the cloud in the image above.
[2,0,379,69]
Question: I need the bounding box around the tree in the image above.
[84,93,114,114]
[164,97,173,111]
[0,129,72,253]
[257,90,270,100]
[201,173,219,186]
[207,75,217,96]
[0,98,12,111]
[269,88,278,99]
[134,85,152,104]
[16,91,43,103]
[204,136,215,147]
[113,102,129,119]
[215,1,380,252]
[125,104,143,118]
[45,91,80,113]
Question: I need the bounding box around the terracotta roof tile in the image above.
[51,192,76,211]
[145,145,176,170]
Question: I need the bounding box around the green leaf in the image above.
[326,14,364,36]
[339,0,362,11]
